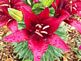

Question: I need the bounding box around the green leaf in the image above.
[50,7,55,16]
[13,42,63,61]
[26,0,33,6]
[56,22,68,40]
[23,59,32,61]
[41,0,54,7]
[32,3,41,10]
[8,8,23,22]
[32,3,44,14]
[18,21,25,30]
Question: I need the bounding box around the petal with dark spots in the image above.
[10,0,22,5]
[38,8,49,20]
[48,34,70,52]
[58,10,70,21]
[43,17,62,33]
[21,6,37,30]
[28,39,49,61]
[3,29,29,42]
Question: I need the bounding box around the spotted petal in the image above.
[28,39,49,61]
[3,29,29,42]
[48,34,70,52]
[58,9,70,21]
[10,0,22,4]
[39,8,49,20]
[21,6,37,29]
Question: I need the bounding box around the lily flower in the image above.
[52,0,81,33]
[0,0,31,32]
[4,6,70,61]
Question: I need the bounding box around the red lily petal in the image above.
[73,2,81,16]
[0,4,9,15]
[15,2,32,12]
[0,0,9,4]
[65,18,81,34]
[0,20,7,27]
[21,6,37,29]
[43,17,61,33]
[55,0,60,7]
[48,34,70,52]
[10,0,22,4]
[58,9,70,21]
[43,10,69,33]
[72,2,81,14]
[52,2,57,9]
[39,8,49,20]
[77,11,81,17]
[0,12,9,27]
[3,29,29,42]
[28,39,49,61]
[7,19,18,32]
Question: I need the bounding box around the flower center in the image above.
[35,24,50,37]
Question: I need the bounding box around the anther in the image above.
[72,7,77,10]
[0,4,9,6]
[69,1,72,3]
[35,31,43,37]
[9,0,11,3]
[41,31,48,34]
[35,24,42,28]
[0,9,3,12]
[43,25,50,30]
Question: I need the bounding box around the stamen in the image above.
[43,25,50,30]
[74,4,77,7]
[41,31,48,34]
[8,19,12,22]
[72,7,77,10]
[69,1,72,3]
[0,4,9,6]
[35,24,42,28]
[35,31,43,37]
[9,0,11,3]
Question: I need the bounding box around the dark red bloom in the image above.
[0,0,31,32]
[52,0,81,33]
[4,5,70,61]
